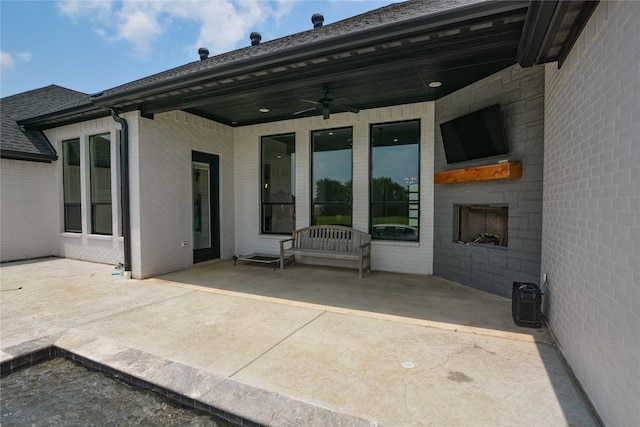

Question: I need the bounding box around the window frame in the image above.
[260,132,296,235]
[310,127,354,227]
[89,132,113,236]
[369,119,421,242]
[62,138,82,233]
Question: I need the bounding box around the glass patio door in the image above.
[192,151,220,262]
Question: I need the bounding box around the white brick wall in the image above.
[0,158,59,261]
[40,117,124,266]
[234,102,435,275]
[543,2,640,426]
[5,100,433,279]
[132,110,234,278]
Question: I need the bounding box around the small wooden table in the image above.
[233,253,293,271]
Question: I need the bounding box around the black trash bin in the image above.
[512,282,542,328]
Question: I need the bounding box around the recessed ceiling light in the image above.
[259,108,270,113]
[428,81,442,88]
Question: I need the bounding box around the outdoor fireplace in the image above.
[456,205,508,246]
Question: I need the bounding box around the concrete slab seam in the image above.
[228,311,327,378]
[149,278,553,344]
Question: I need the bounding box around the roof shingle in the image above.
[94,0,475,101]
[1,85,88,161]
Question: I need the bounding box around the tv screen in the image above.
[440,104,508,164]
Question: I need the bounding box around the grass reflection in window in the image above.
[370,120,420,241]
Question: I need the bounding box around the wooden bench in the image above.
[279,225,372,278]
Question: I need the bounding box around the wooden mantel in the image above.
[434,161,522,184]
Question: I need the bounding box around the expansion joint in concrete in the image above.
[228,310,327,378]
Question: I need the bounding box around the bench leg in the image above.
[280,254,295,269]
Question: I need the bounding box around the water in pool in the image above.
[1,358,234,426]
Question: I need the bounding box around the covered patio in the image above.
[1,257,598,426]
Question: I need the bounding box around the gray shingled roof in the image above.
[17,0,503,128]
[17,0,483,129]
[1,85,88,161]
[92,0,476,102]
[5,0,596,133]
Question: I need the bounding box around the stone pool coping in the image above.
[1,329,375,427]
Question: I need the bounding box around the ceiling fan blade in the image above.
[292,107,318,115]
[293,85,357,119]
[334,104,360,114]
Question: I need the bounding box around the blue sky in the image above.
[1,0,395,98]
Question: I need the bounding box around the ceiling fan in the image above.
[292,84,359,120]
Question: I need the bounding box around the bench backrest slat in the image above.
[292,225,369,252]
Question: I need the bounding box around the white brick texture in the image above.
[132,111,235,278]
[0,158,59,261]
[543,2,640,426]
[13,117,125,266]
[234,103,435,275]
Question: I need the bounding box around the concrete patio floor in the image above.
[1,257,598,426]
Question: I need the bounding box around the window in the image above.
[370,120,420,241]
[312,127,352,226]
[89,133,112,235]
[261,133,296,234]
[63,138,81,232]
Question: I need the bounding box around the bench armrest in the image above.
[280,238,294,253]
[279,238,295,270]
[359,241,371,255]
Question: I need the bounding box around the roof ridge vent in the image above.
[250,32,262,46]
[311,13,324,28]
[198,47,209,60]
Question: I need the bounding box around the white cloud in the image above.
[1,51,16,71]
[16,52,32,62]
[115,8,163,55]
[57,0,113,21]
[183,1,271,55]
[272,0,298,24]
[1,50,32,72]
[55,0,301,58]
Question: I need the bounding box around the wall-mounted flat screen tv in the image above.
[440,104,508,164]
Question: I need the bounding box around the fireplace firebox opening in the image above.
[455,205,508,246]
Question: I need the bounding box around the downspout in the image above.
[110,109,132,276]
